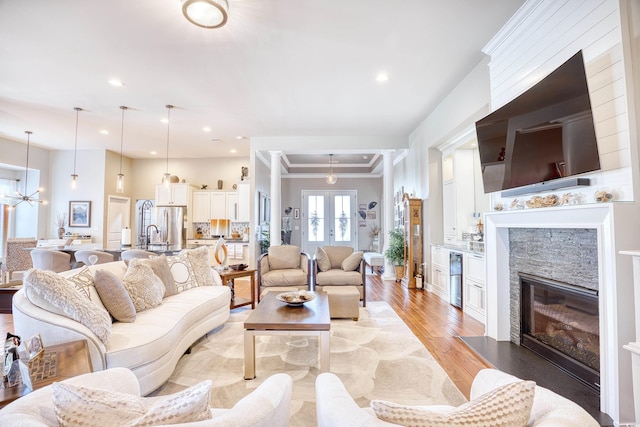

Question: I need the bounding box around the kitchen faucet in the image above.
[146,224,159,249]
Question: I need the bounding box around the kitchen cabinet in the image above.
[155,183,190,206]
[236,182,250,222]
[463,252,486,323]
[442,150,474,243]
[429,245,449,301]
[192,191,226,222]
[226,192,239,222]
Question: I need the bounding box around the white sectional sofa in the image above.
[12,258,231,395]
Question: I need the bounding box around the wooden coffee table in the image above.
[0,340,93,408]
[243,291,330,380]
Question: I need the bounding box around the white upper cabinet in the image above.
[226,192,238,221]
[155,183,190,206]
[236,182,250,222]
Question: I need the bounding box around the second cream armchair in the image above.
[257,245,312,301]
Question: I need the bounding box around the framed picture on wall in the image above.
[69,201,91,227]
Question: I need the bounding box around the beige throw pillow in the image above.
[122,259,165,312]
[23,269,112,344]
[52,380,212,426]
[140,254,178,297]
[268,245,301,270]
[65,267,109,314]
[315,247,331,272]
[184,246,215,286]
[371,380,535,427]
[94,269,136,323]
[166,252,198,293]
[341,251,363,271]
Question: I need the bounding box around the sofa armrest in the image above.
[315,373,398,427]
[471,369,599,427]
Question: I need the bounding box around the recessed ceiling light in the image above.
[376,73,389,82]
[203,126,211,132]
[99,129,109,135]
[109,79,124,87]
[230,149,237,153]
[150,151,157,155]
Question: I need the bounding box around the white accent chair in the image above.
[74,250,114,266]
[120,249,155,262]
[30,249,71,273]
[0,368,293,427]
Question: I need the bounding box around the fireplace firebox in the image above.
[520,273,599,392]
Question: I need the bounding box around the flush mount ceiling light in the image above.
[161,105,174,186]
[326,154,337,185]
[3,131,46,207]
[182,0,228,29]
[116,106,128,193]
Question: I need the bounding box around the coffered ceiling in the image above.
[0,0,524,167]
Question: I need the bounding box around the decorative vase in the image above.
[58,227,65,239]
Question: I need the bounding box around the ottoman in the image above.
[363,252,384,274]
[323,286,360,320]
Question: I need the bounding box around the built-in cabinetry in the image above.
[192,184,250,223]
[463,252,486,323]
[442,150,475,243]
[236,182,250,222]
[155,183,190,206]
[402,197,423,289]
[429,246,450,301]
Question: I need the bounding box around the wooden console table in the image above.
[0,340,93,408]
[218,269,256,309]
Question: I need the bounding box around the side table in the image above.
[0,340,93,408]
[218,269,256,309]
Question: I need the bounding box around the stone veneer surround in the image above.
[508,228,598,343]
[484,203,638,424]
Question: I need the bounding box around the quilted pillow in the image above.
[140,254,178,297]
[184,246,215,286]
[94,269,136,323]
[315,247,331,272]
[52,380,212,426]
[371,380,535,427]
[23,269,112,344]
[268,245,301,270]
[166,252,198,293]
[122,259,165,312]
[341,251,363,271]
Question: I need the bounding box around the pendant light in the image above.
[325,154,337,185]
[161,105,174,187]
[71,107,82,189]
[116,106,127,193]
[5,131,45,207]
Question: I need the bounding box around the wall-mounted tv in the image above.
[475,50,600,195]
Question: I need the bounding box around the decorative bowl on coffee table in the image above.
[276,292,315,306]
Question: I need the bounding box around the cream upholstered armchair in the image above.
[74,250,114,266]
[1,237,37,282]
[314,246,366,306]
[30,249,71,273]
[257,245,312,301]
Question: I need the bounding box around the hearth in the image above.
[520,273,599,392]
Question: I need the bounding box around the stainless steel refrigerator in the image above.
[150,206,186,251]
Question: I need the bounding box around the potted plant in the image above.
[384,228,405,282]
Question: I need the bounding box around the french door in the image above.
[301,190,357,255]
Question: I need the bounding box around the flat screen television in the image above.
[475,50,600,195]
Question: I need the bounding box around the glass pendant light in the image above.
[71,107,82,189]
[162,105,174,187]
[116,106,127,193]
[326,154,337,185]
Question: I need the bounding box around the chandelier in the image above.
[4,131,46,207]
[181,0,229,29]
[326,154,337,185]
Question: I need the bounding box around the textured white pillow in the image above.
[166,252,199,292]
[371,380,535,427]
[52,380,212,426]
[122,259,165,312]
[315,247,331,272]
[341,251,363,271]
[23,269,112,344]
[184,246,215,286]
[65,267,108,313]
[140,255,178,297]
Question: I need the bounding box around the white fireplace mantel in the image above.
[484,203,638,424]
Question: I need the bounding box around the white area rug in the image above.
[152,302,466,426]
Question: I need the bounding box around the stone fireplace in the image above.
[484,203,637,424]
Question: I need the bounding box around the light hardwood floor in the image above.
[0,272,489,398]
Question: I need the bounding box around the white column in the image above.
[381,149,395,280]
[269,151,282,247]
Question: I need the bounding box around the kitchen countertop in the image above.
[433,242,485,255]
[188,238,248,244]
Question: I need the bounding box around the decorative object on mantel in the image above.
[54,212,67,239]
[494,203,504,211]
[525,194,559,209]
[200,184,208,190]
[594,190,613,203]
[217,180,223,190]
[510,198,524,210]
